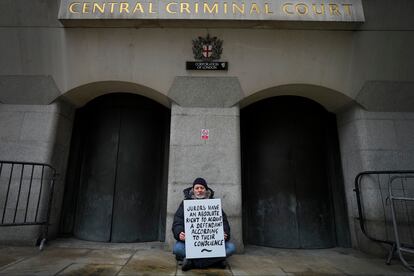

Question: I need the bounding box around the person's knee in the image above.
[225,242,236,256]
[173,242,186,257]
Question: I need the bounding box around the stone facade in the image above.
[0,0,413,255]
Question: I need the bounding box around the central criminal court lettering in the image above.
[66,1,354,16]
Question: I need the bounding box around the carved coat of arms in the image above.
[192,34,223,62]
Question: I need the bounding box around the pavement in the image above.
[0,239,412,275]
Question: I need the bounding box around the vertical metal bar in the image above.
[382,174,392,240]
[24,165,35,223]
[389,179,401,250]
[354,174,368,236]
[377,174,389,239]
[35,166,44,223]
[0,163,3,222]
[12,165,24,223]
[389,176,414,272]
[1,164,14,224]
[401,177,414,244]
[42,168,57,244]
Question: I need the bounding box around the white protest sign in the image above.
[184,198,226,259]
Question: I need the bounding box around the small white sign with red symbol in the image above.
[201,129,209,140]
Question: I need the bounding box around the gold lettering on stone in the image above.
[312,4,325,15]
[133,3,144,13]
[64,1,358,19]
[204,3,218,14]
[93,2,105,13]
[250,3,260,14]
[181,2,191,13]
[119,2,130,13]
[342,4,352,15]
[149,3,156,13]
[166,2,177,13]
[329,4,341,16]
[69,2,81,13]
[282,3,294,15]
[82,2,90,13]
[264,3,273,14]
[109,2,118,13]
[295,3,308,15]
[232,3,245,14]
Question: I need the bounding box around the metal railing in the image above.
[355,171,414,271]
[0,161,57,250]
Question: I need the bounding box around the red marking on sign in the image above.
[201,129,209,140]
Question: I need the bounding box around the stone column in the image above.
[0,100,75,245]
[337,103,414,255]
[165,77,244,252]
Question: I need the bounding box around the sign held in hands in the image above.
[184,198,226,259]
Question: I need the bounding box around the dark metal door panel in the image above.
[245,117,300,248]
[73,107,120,242]
[70,94,169,243]
[111,108,162,242]
[293,139,335,248]
[241,96,336,249]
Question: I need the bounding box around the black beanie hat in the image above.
[193,177,208,189]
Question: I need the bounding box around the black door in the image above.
[241,96,339,248]
[71,94,168,242]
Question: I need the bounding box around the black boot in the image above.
[216,260,227,269]
[182,258,193,271]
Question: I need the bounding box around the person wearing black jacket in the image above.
[172,177,236,271]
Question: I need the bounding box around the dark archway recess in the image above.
[241,96,350,249]
[60,93,170,242]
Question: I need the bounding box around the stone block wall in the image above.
[337,103,414,255]
[0,101,75,245]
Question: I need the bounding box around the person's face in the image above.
[194,184,206,198]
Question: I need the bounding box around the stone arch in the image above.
[240,84,355,113]
[58,81,172,108]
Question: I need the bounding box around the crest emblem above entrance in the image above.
[192,34,223,61]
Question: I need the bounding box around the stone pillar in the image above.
[0,100,75,245]
[337,103,414,255]
[165,77,244,252]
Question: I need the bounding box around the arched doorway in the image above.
[60,93,170,242]
[241,96,350,248]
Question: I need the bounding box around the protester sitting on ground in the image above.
[172,177,236,271]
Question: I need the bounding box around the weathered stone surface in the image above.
[59,263,122,276]
[168,77,243,108]
[337,103,414,255]
[118,249,176,275]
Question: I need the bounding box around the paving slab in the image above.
[0,246,38,269]
[229,254,287,275]
[118,249,176,275]
[0,258,71,276]
[57,263,123,276]
[0,241,412,276]
[0,248,91,276]
[77,249,135,265]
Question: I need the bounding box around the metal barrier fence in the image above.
[355,171,414,271]
[0,161,57,250]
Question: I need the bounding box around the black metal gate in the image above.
[0,161,57,249]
